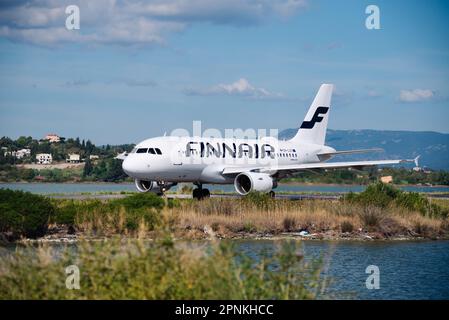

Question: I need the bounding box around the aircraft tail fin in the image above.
[289,84,333,146]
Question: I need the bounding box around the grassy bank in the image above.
[1,183,448,242]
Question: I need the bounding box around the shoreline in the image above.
[14,224,448,244]
[17,233,446,244]
[2,180,449,189]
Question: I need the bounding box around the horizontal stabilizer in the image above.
[317,148,383,159]
[115,152,128,160]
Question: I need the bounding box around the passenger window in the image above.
[155,148,162,155]
[148,148,156,154]
[136,148,148,153]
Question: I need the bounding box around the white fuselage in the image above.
[122,136,335,184]
[120,84,412,194]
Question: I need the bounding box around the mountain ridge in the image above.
[279,129,449,170]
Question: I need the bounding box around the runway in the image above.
[47,192,449,201]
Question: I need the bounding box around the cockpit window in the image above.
[130,148,137,153]
[148,148,156,154]
[155,148,162,155]
[136,148,148,153]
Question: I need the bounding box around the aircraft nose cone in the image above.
[122,158,133,176]
[122,156,147,178]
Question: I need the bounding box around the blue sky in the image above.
[0,0,448,145]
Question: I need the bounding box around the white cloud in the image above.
[63,79,90,87]
[331,85,353,105]
[0,0,307,47]
[366,89,381,98]
[399,89,435,103]
[185,78,284,99]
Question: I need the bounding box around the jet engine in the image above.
[234,172,275,195]
[134,179,162,193]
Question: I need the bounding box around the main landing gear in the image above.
[268,191,276,198]
[192,183,210,200]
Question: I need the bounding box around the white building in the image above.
[16,148,31,159]
[89,155,99,160]
[4,148,31,159]
[36,153,52,164]
[67,153,80,163]
[44,133,61,143]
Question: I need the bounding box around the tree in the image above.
[86,140,94,154]
[104,159,127,182]
[16,136,32,148]
[83,157,93,177]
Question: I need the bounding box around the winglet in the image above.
[115,152,128,160]
[414,155,420,167]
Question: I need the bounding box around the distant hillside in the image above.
[279,129,449,171]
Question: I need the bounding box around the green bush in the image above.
[345,182,448,218]
[111,192,165,210]
[125,207,161,231]
[243,192,274,210]
[53,200,77,225]
[0,189,55,239]
[167,198,181,209]
[346,182,399,208]
[396,192,448,218]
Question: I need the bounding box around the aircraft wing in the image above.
[222,157,419,176]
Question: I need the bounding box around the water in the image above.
[0,183,137,194]
[1,182,448,194]
[235,240,449,299]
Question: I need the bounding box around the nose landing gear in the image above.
[192,183,210,200]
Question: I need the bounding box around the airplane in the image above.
[120,83,418,199]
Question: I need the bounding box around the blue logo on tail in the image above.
[300,106,329,129]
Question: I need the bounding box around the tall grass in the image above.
[0,237,325,299]
[51,194,165,237]
[6,185,447,240]
[169,194,449,239]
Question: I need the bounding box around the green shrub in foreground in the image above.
[0,237,325,299]
[0,189,55,239]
